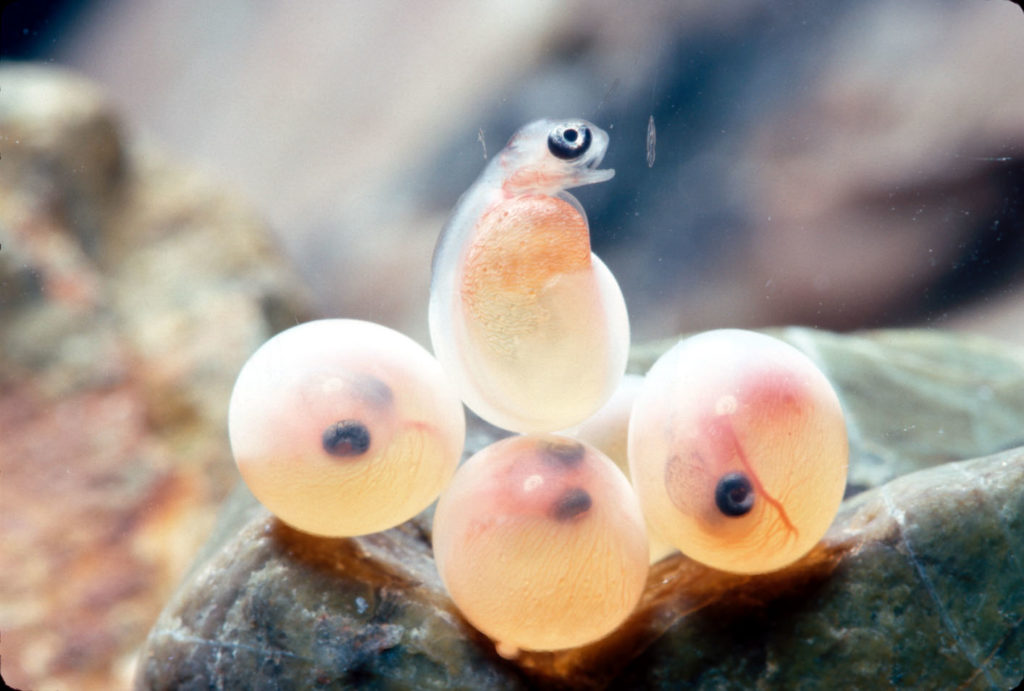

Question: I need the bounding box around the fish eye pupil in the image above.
[547,123,592,159]
[322,419,371,457]
[715,472,755,517]
[541,438,586,467]
[551,487,592,521]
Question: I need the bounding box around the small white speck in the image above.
[321,376,345,393]
[715,395,738,416]
[355,596,368,614]
[523,474,543,492]
[477,128,487,160]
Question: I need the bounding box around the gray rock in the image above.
[0,64,124,261]
[590,448,1024,689]
[0,65,313,691]
[137,484,529,691]
[137,329,1024,689]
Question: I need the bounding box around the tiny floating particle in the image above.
[646,115,656,168]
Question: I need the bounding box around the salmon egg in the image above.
[560,373,645,477]
[560,373,677,563]
[228,319,465,537]
[432,435,649,655]
[628,329,848,574]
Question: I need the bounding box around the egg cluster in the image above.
[227,119,848,657]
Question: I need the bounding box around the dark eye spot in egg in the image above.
[547,123,592,160]
[540,439,586,467]
[715,472,755,517]
[551,487,592,521]
[352,374,394,409]
[322,420,371,457]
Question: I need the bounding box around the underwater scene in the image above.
[2,1,1024,689]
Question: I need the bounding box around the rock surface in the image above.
[136,328,1024,689]
[0,65,311,690]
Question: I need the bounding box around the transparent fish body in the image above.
[429,119,628,433]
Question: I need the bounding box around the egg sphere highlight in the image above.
[628,329,848,574]
[228,319,465,537]
[432,434,649,653]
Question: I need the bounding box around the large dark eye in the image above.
[715,472,755,517]
[322,419,371,457]
[547,123,592,160]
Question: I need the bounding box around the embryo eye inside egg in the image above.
[228,319,465,537]
[432,435,649,655]
[628,329,848,574]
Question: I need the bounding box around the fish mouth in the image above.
[573,153,614,186]
[571,125,614,186]
[575,165,615,186]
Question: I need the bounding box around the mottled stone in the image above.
[136,485,529,690]
[0,65,311,691]
[568,448,1024,689]
[0,65,124,260]
[137,329,1024,689]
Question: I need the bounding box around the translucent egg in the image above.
[560,373,645,476]
[429,119,629,433]
[228,319,465,537]
[560,373,677,563]
[628,329,848,574]
[432,434,649,654]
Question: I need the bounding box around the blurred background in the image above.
[2,1,1024,689]
[5,0,1024,345]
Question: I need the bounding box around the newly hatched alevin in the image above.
[429,119,629,433]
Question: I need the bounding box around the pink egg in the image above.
[432,434,649,655]
[228,319,465,537]
[628,329,848,574]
